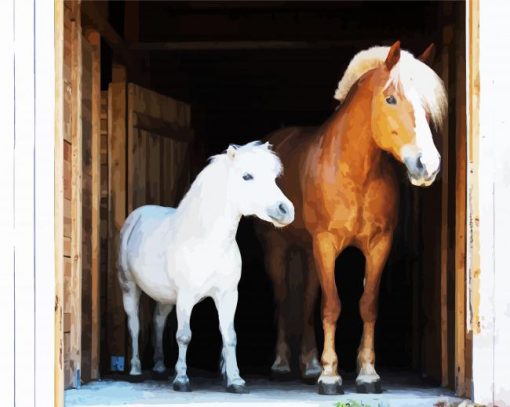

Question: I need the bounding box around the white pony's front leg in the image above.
[213,289,247,394]
[173,295,195,392]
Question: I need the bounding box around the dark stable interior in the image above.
[101,1,455,383]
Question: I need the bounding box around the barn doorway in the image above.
[64,0,468,401]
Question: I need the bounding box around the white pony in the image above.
[118,141,294,393]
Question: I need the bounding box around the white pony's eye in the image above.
[242,173,254,181]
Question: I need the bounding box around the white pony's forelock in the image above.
[209,140,283,176]
[333,46,447,129]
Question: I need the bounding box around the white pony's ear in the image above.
[227,145,237,160]
[264,141,273,150]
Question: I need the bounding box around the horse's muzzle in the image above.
[267,201,295,227]
[404,154,440,187]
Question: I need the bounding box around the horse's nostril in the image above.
[416,155,425,171]
[278,203,287,215]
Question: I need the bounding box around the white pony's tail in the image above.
[117,208,143,287]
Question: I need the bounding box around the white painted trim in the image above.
[35,0,56,405]
[14,0,36,404]
[471,0,510,405]
[0,0,15,405]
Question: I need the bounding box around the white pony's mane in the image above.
[334,46,448,129]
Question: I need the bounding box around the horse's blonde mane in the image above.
[334,46,448,129]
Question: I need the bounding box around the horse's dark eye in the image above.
[386,95,397,105]
[242,173,254,181]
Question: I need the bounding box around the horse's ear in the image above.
[227,145,236,160]
[264,141,273,150]
[418,43,436,66]
[385,41,401,70]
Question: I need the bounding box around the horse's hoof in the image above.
[226,384,249,394]
[301,366,321,384]
[152,360,167,374]
[356,379,382,394]
[173,379,191,392]
[318,380,344,395]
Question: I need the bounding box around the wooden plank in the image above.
[81,2,128,63]
[440,21,452,389]
[14,0,36,403]
[133,112,194,141]
[467,0,483,401]
[0,0,15,403]
[148,133,162,205]
[453,3,467,397]
[67,0,83,389]
[80,34,93,384]
[107,81,127,371]
[88,30,102,381]
[454,50,467,399]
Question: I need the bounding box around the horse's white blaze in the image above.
[118,141,293,389]
[410,88,440,174]
[399,86,441,187]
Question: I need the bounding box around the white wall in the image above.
[472,0,510,405]
[0,0,56,406]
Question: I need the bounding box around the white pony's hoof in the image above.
[173,376,191,392]
[130,360,142,376]
[226,383,248,394]
[152,360,166,373]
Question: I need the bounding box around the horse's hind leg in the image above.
[152,302,173,373]
[265,239,291,378]
[300,249,321,381]
[121,280,142,375]
[357,233,392,394]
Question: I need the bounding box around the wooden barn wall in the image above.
[63,1,102,388]
[104,80,193,374]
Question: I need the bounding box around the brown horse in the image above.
[256,42,447,394]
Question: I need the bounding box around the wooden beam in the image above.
[440,20,453,389]
[133,112,194,142]
[129,39,376,51]
[81,2,140,81]
[107,81,127,372]
[54,0,65,401]
[86,29,102,381]
[453,2,467,397]
[69,0,83,389]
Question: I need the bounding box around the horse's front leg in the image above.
[357,233,392,394]
[213,289,247,394]
[173,295,195,392]
[314,232,345,395]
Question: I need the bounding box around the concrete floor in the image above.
[65,371,466,407]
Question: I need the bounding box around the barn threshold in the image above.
[64,372,465,407]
